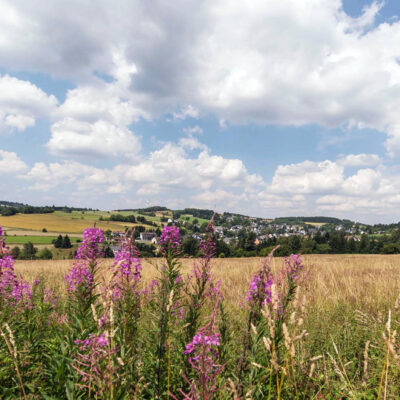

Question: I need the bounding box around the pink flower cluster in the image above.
[65,262,94,293]
[179,306,224,400]
[284,254,304,280]
[160,226,181,253]
[184,332,221,359]
[74,333,108,350]
[0,226,32,306]
[72,332,113,391]
[246,271,273,305]
[65,228,104,294]
[112,235,142,300]
[76,228,104,261]
[199,219,216,260]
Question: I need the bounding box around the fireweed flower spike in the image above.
[72,333,117,396]
[111,231,142,300]
[246,246,280,308]
[160,225,181,255]
[76,227,105,262]
[65,227,104,295]
[0,226,32,307]
[176,300,224,400]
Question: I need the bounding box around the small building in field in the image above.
[151,236,160,245]
[140,232,157,241]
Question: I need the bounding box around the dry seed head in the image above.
[252,362,263,369]
[363,340,370,384]
[109,301,114,326]
[289,311,296,326]
[294,330,308,342]
[332,340,339,355]
[251,323,257,336]
[117,357,124,366]
[166,290,174,312]
[386,309,392,334]
[262,304,275,337]
[91,304,98,324]
[309,363,315,378]
[271,284,279,313]
[271,350,279,372]
[388,342,398,360]
[263,336,271,352]
[283,323,291,351]
[309,355,323,362]
[245,390,253,400]
[4,323,16,359]
[290,288,300,325]
[227,379,240,400]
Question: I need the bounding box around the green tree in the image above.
[54,234,63,248]
[358,234,370,254]
[62,235,72,249]
[181,236,199,256]
[288,235,301,253]
[316,243,332,254]
[11,246,20,259]
[21,242,37,259]
[346,237,357,253]
[275,244,291,257]
[381,243,400,254]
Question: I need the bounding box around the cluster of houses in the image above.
[108,230,160,244]
[107,230,160,254]
[106,220,368,254]
[214,222,367,245]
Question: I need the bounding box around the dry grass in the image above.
[4,229,82,238]
[14,254,400,311]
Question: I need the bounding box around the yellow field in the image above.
[0,213,135,233]
[14,254,400,310]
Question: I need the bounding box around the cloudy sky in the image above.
[2,0,400,223]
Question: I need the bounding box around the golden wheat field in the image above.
[14,254,400,311]
[0,213,135,233]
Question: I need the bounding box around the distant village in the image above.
[104,212,376,256]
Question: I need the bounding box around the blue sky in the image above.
[1,0,400,223]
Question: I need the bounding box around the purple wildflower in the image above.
[285,254,305,281]
[71,332,117,395]
[199,217,217,260]
[246,271,273,306]
[74,333,108,350]
[43,288,57,308]
[65,227,104,295]
[65,262,94,293]
[0,226,32,306]
[177,301,224,400]
[76,227,104,261]
[184,332,221,356]
[160,225,181,253]
[111,233,142,300]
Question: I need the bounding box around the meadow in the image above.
[1,225,400,399]
[5,236,80,245]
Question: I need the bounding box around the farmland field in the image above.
[15,254,400,310]
[5,235,80,245]
[0,211,136,233]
